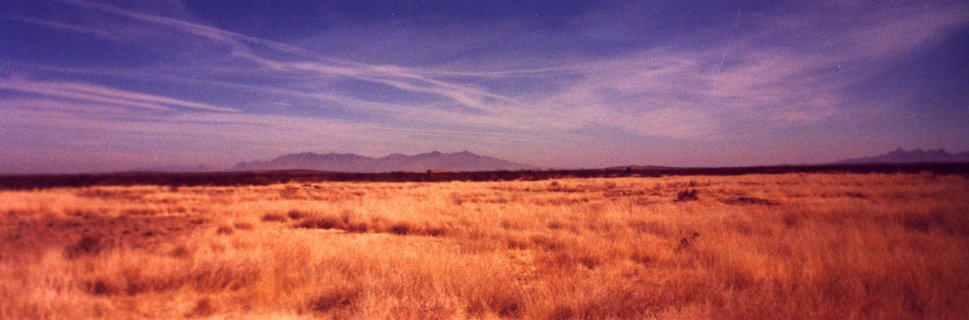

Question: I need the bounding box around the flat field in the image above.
[1,173,967,319]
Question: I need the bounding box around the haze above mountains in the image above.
[232,151,532,173]
[226,148,969,173]
[113,148,969,174]
[835,148,969,164]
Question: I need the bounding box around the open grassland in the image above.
[1,173,967,319]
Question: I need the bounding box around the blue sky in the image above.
[1,1,968,173]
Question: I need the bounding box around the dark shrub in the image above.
[287,210,307,220]
[674,188,698,202]
[261,213,287,222]
[296,216,343,230]
[66,235,103,258]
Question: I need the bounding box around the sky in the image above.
[1,1,968,173]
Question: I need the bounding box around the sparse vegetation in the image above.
[1,173,967,319]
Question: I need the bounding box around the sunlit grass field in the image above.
[1,173,967,319]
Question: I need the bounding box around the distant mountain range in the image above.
[604,165,671,171]
[135,148,967,174]
[837,148,969,164]
[232,151,533,172]
[131,164,214,172]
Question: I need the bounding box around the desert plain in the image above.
[1,172,967,319]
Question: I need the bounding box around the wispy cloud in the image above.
[2,1,967,171]
[17,1,969,135]
[0,14,119,40]
[0,79,238,113]
[59,0,527,116]
[522,2,969,138]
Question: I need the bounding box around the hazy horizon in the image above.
[2,1,969,174]
[2,147,967,174]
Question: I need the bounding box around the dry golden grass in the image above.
[1,173,967,319]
